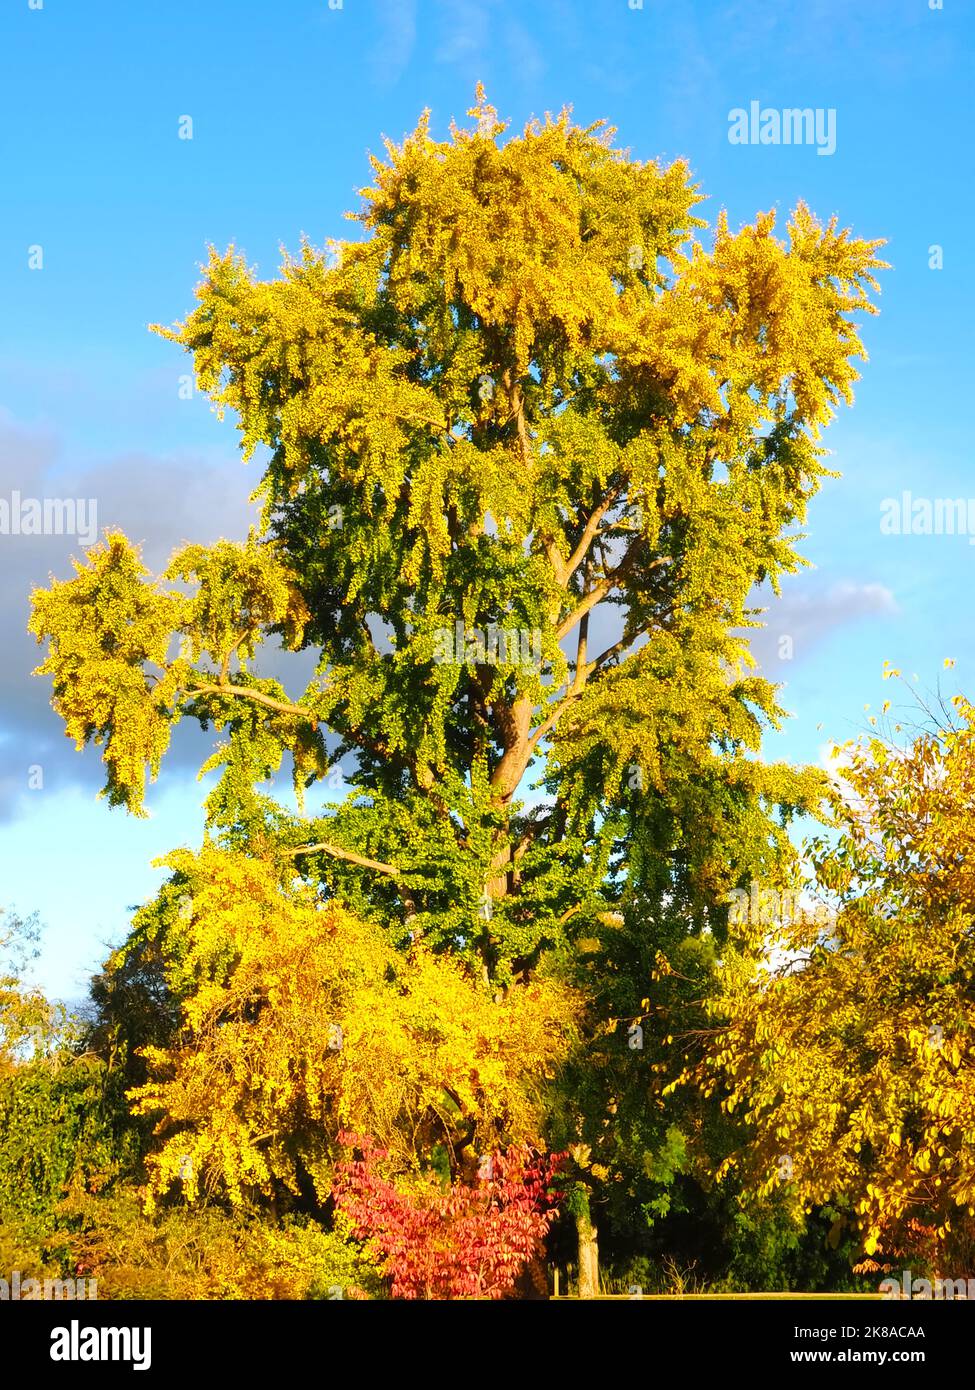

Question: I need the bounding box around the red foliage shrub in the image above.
[333,1133,563,1299]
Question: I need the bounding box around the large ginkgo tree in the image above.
[29,92,884,1292]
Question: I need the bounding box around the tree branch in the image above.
[590,633,633,673]
[184,680,317,724]
[564,488,623,584]
[572,610,589,696]
[502,365,571,588]
[555,550,669,641]
[284,841,400,876]
[527,687,584,753]
[542,536,569,588]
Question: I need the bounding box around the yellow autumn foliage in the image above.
[128,845,578,1209]
[681,688,975,1269]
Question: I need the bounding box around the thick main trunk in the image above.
[484,693,532,907]
[576,1202,600,1299]
[490,693,534,802]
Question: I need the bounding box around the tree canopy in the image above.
[30,92,884,985]
[19,92,902,1298]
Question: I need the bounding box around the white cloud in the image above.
[435,0,493,67]
[373,0,418,87]
[750,579,897,673]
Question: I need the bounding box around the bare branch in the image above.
[185,680,316,724]
[284,841,400,876]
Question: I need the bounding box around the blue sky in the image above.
[1,0,972,998]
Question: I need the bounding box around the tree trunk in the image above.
[576,1198,600,1299]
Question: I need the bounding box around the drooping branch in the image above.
[187,674,455,819]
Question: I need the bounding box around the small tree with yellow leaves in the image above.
[681,687,975,1278]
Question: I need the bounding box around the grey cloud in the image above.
[564,577,897,685]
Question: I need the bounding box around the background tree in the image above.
[682,682,975,1280]
[0,907,65,1077]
